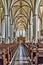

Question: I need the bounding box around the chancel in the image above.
[0,0,43,65]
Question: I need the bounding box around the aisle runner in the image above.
[14,44,31,65]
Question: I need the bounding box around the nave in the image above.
[0,0,43,65]
[10,44,31,65]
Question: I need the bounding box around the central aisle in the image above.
[11,44,31,65]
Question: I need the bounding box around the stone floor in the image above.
[10,44,31,65]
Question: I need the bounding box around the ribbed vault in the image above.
[1,0,43,31]
[1,0,43,30]
[9,0,35,30]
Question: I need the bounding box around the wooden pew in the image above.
[0,42,19,65]
[23,42,43,65]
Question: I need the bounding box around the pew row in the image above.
[0,43,19,65]
[23,43,43,65]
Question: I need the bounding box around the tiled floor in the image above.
[11,44,31,65]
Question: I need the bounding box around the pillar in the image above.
[30,11,33,42]
[0,20,1,34]
[2,19,5,42]
[33,0,41,43]
[37,18,41,40]
[10,24,14,43]
[28,24,29,41]
[7,15,10,43]
[4,15,10,43]
[29,24,31,42]
[2,0,11,43]
[0,19,2,43]
[26,29,28,41]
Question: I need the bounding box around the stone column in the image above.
[2,0,11,43]
[7,15,10,43]
[4,15,10,43]
[33,0,41,43]
[0,20,1,34]
[5,15,8,43]
[37,18,41,40]
[29,24,31,42]
[2,19,5,42]
[33,15,39,43]
[10,24,14,43]
[30,11,33,42]
[21,29,22,36]
[0,19,2,43]
[26,29,28,39]
[28,24,29,41]
[2,0,8,43]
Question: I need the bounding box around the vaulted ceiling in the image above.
[0,0,43,30]
[9,0,35,30]
[9,0,43,30]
